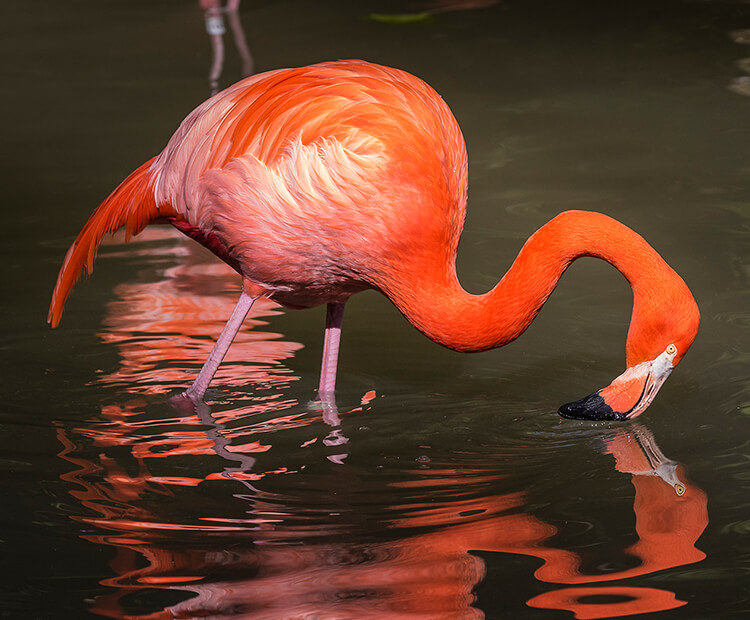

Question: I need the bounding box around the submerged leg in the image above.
[185,289,256,401]
[318,302,346,402]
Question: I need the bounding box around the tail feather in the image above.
[48,157,175,327]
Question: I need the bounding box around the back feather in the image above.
[48,157,175,327]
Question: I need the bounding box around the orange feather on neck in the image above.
[380,210,699,364]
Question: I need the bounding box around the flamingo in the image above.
[48,60,699,420]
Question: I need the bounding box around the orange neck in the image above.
[383,210,694,365]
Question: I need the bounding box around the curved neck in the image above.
[385,211,688,362]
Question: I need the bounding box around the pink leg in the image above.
[318,302,346,401]
[185,290,256,401]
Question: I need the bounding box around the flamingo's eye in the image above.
[666,344,677,355]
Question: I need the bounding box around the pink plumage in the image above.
[49,60,698,419]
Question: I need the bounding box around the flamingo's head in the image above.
[559,278,700,421]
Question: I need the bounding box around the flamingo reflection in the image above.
[526,425,707,618]
[58,410,706,619]
[200,0,253,95]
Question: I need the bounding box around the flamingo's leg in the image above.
[185,289,256,401]
[318,302,346,402]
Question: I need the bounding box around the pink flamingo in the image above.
[200,0,253,95]
[48,60,699,419]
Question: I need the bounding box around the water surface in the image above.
[2,1,750,618]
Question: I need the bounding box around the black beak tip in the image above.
[558,392,624,421]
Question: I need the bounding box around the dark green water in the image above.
[2,1,749,618]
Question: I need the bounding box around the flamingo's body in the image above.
[49,60,699,419]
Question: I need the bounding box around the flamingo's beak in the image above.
[558,348,677,421]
